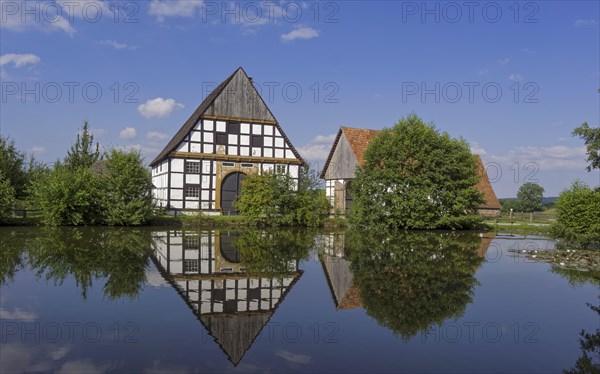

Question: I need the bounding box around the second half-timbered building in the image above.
[320,126,502,216]
[150,67,304,215]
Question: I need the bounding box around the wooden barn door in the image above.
[220,172,246,215]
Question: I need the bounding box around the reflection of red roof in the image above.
[338,287,362,310]
[321,127,501,211]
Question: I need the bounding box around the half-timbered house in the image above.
[151,230,302,366]
[320,126,502,216]
[150,67,304,215]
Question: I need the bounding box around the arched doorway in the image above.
[220,172,246,215]
[345,181,353,214]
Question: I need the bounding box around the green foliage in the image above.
[572,122,600,172]
[29,164,106,226]
[500,199,521,213]
[346,230,485,340]
[516,182,545,213]
[552,181,600,248]
[64,121,101,169]
[233,229,312,277]
[348,113,483,230]
[564,301,600,374]
[103,149,154,226]
[235,166,330,227]
[0,171,16,221]
[6,227,153,299]
[0,136,29,197]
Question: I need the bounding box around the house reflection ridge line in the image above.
[150,230,303,366]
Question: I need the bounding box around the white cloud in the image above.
[0,307,38,321]
[295,133,336,162]
[57,360,110,374]
[0,53,41,68]
[276,350,312,365]
[469,141,487,156]
[477,68,489,76]
[138,98,184,119]
[497,58,510,65]
[32,146,46,154]
[98,40,132,50]
[148,0,204,21]
[146,131,169,142]
[119,127,137,140]
[508,73,523,81]
[145,269,169,288]
[49,346,71,361]
[487,145,587,171]
[575,19,598,26]
[281,26,319,42]
[0,2,76,36]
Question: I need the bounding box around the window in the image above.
[223,162,235,167]
[185,186,200,198]
[215,133,227,145]
[276,165,287,173]
[183,235,200,249]
[251,135,263,147]
[184,259,199,273]
[185,161,201,174]
[227,122,240,134]
[241,163,254,168]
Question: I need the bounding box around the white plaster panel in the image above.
[186,174,200,184]
[228,146,238,155]
[240,147,250,156]
[275,137,284,147]
[171,174,184,188]
[263,148,273,158]
[171,159,184,172]
[190,143,201,153]
[216,121,226,132]
[252,124,262,134]
[274,149,284,158]
[228,134,238,145]
[176,142,188,152]
[240,135,250,145]
[203,144,214,153]
[191,131,201,142]
[264,125,273,135]
[285,150,295,159]
[264,137,273,147]
[241,123,250,134]
[203,120,214,131]
[204,132,214,143]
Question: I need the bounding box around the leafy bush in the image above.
[103,149,154,226]
[348,113,483,230]
[235,166,330,227]
[29,165,106,226]
[0,170,16,221]
[552,181,600,248]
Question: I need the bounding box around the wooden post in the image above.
[530,212,533,222]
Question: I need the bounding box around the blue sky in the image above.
[1,0,598,197]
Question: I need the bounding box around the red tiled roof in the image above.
[341,127,381,166]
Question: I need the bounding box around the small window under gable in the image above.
[227,122,240,134]
[251,135,263,147]
[215,133,227,145]
[276,165,287,173]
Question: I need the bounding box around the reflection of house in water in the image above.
[321,234,362,310]
[152,230,302,366]
[320,233,495,311]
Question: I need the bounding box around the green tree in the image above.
[0,170,16,221]
[516,182,545,213]
[346,230,485,340]
[29,164,106,226]
[235,166,329,227]
[64,121,101,169]
[0,136,27,197]
[348,113,483,230]
[552,181,600,248]
[103,149,154,225]
[572,122,600,172]
[500,199,521,214]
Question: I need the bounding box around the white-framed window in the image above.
[185,161,201,174]
[276,164,287,173]
[185,186,200,198]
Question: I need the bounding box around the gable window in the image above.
[185,161,201,174]
[276,165,287,173]
[215,133,228,145]
[251,135,263,147]
[185,186,200,198]
[227,122,240,134]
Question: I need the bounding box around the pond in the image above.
[0,227,598,373]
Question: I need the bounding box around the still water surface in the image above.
[0,227,598,373]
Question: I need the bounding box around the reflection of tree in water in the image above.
[2,228,153,300]
[0,230,28,285]
[565,300,600,374]
[552,267,600,288]
[234,229,313,277]
[347,231,485,340]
